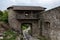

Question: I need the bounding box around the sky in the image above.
[0,0,60,10]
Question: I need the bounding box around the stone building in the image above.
[7,6,46,38]
[7,6,60,40]
[42,6,60,40]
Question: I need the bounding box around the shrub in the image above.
[3,29,17,40]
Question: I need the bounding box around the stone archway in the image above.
[21,23,32,40]
[21,23,32,35]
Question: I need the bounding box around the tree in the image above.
[0,10,3,16]
[0,10,3,21]
[3,29,17,40]
[0,10,19,40]
[0,10,8,23]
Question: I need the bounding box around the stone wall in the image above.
[8,9,21,33]
[42,7,60,40]
[8,9,22,40]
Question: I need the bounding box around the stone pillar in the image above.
[32,21,40,38]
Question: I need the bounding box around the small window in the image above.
[25,11,30,17]
[25,13,29,16]
[44,22,50,30]
[25,11,29,16]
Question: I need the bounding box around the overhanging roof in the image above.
[7,5,46,11]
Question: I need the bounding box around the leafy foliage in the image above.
[3,29,17,40]
[0,10,8,23]
[0,10,17,40]
[0,11,3,17]
[21,24,29,30]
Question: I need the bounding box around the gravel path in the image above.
[23,27,39,40]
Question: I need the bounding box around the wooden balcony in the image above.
[16,14,39,20]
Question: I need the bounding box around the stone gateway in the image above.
[7,6,60,40]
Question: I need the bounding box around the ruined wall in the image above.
[42,7,60,40]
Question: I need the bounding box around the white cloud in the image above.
[15,0,31,3]
[29,0,60,9]
[10,0,16,2]
[0,0,60,10]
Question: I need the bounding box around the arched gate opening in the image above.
[21,23,32,40]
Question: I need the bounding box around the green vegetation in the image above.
[0,10,8,23]
[21,24,29,30]
[0,10,17,40]
[3,29,17,40]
